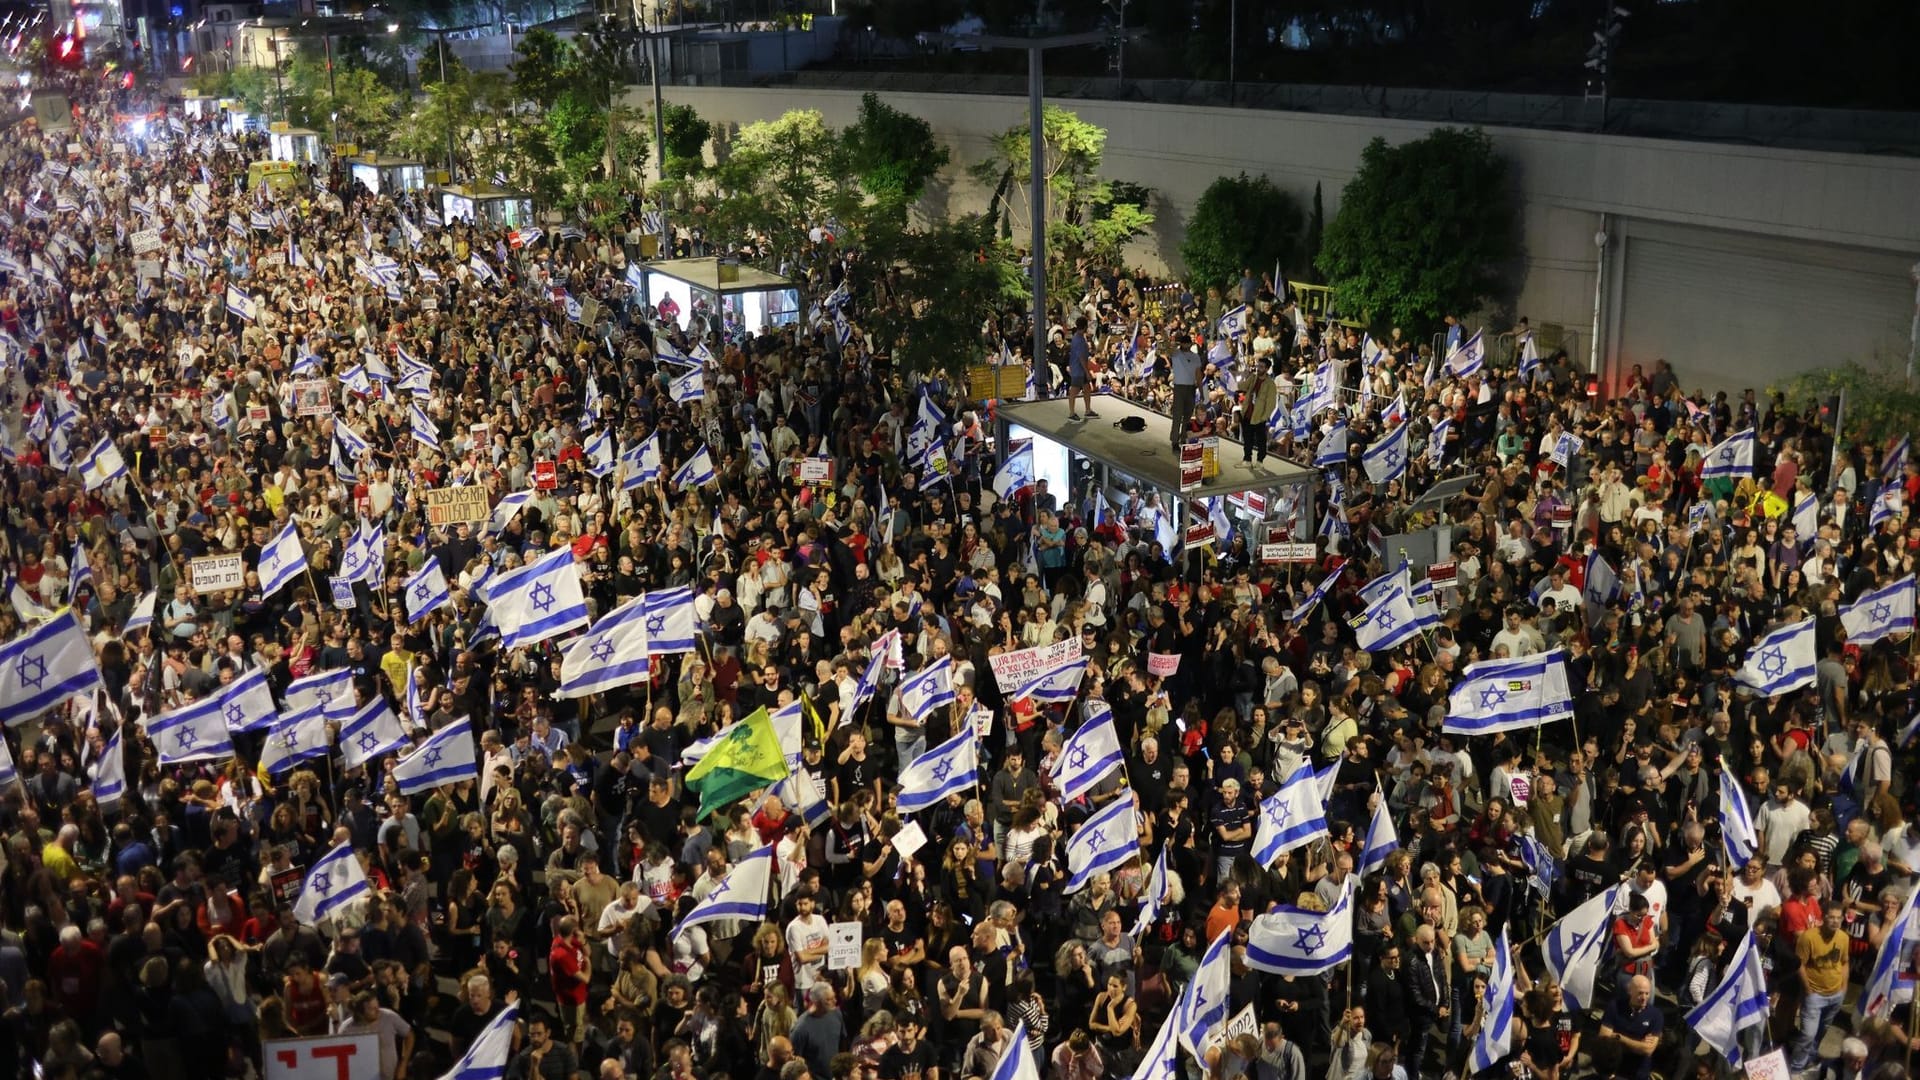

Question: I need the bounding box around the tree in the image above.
[706,110,859,272]
[1180,173,1302,292]
[508,28,575,110]
[1775,358,1920,444]
[841,92,949,221]
[1302,182,1325,283]
[1316,127,1516,333]
[659,103,711,178]
[859,214,1028,380]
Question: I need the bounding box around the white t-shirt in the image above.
[786,912,830,991]
[1731,877,1783,922]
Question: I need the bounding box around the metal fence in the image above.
[701,69,1920,156]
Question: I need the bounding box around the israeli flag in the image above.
[1468,928,1517,1075]
[1840,575,1916,646]
[991,443,1036,499]
[1013,656,1088,705]
[284,667,356,722]
[1518,329,1542,380]
[404,556,451,624]
[1734,616,1816,697]
[1131,846,1171,939]
[1870,486,1902,530]
[849,646,888,713]
[409,401,441,452]
[292,841,370,926]
[76,436,129,490]
[1882,435,1910,482]
[1428,416,1452,466]
[1247,878,1354,976]
[642,587,698,655]
[1351,573,1422,653]
[1132,1006,1183,1080]
[256,521,309,600]
[356,522,387,585]
[147,693,236,765]
[1543,885,1623,1010]
[391,722,478,795]
[620,436,663,490]
[395,351,433,393]
[1863,882,1919,1018]
[1176,929,1235,1058]
[261,704,330,775]
[67,541,93,604]
[674,843,776,942]
[1683,930,1770,1066]
[439,1001,519,1080]
[1409,574,1442,632]
[1719,771,1760,868]
[1701,428,1756,481]
[668,365,706,404]
[1050,704,1124,803]
[122,589,157,638]
[1446,329,1484,378]
[490,547,590,649]
[0,611,103,727]
[1314,421,1350,468]
[1792,490,1819,540]
[898,656,956,721]
[746,425,772,473]
[486,490,531,536]
[92,725,127,810]
[557,592,652,699]
[225,284,257,322]
[1356,800,1399,875]
[466,253,496,283]
[1361,421,1409,485]
[1444,649,1575,735]
[1274,565,1340,624]
[670,446,716,490]
[214,668,279,733]
[583,429,616,478]
[989,1022,1043,1080]
[340,695,409,769]
[1218,304,1249,340]
[897,729,980,814]
[1253,764,1330,866]
[1065,795,1138,893]
[776,767,831,829]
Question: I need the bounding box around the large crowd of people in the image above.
[0,70,1914,1080]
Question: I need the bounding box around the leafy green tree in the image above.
[1316,127,1515,332]
[508,28,575,110]
[1180,172,1302,291]
[707,110,858,272]
[1774,358,1920,444]
[859,214,1028,380]
[659,103,711,178]
[841,92,949,220]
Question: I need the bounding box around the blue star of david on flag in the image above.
[225,702,247,727]
[647,614,666,635]
[1385,449,1399,470]
[1375,610,1397,632]
[1758,647,1787,679]
[1268,800,1292,830]
[931,760,954,783]
[530,582,556,613]
[15,654,46,691]
[175,727,197,748]
[1084,828,1106,852]
[1294,924,1328,954]
[414,582,433,602]
[358,731,379,752]
[282,729,301,750]
[1720,447,1736,463]
[423,746,444,768]
[707,877,730,901]
[1870,601,1892,624]
[590,638,616,664]
[1070,745,1090,771]
[312,873,332,895]
[1478,685,1508,709]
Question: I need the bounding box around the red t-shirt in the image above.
[549,937,589,1005]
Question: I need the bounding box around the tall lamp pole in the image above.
[945,31,1107,375]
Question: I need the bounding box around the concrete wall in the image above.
[635,84,1920,385]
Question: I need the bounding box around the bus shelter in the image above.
[637,257,800,336]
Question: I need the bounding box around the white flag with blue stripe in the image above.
[292,841,370,926]
[1314,421,1349,468]
[438,1001,518,1080]
[1356,800,1398,875]
[896,729,979,814]
[1719,771,1759,867]
[404,557,451,624]
[340,695,409,769]
[747,425,772,473]
[1734,617,1816,697]
[1065,795,1138,893]
[1683,930,1770,1066]
[1013,655,1088,705]
[215,668,278,733]
[899,656,956,721]
[1176,928,1235,1058]
[256,521,309,600]
[1882,435,1910,482]
[1361,421,1409,485]
[642,586,698,654]
[122,588,157,638]
[1444,649,1575,735]
[1284,564,1344,622]
[261,704,331,775]
[990,1023,1043,1080]
[1870,486,1903,530]
[397,350,434,393]
[489,547,590,649]
[486,490,531,536]
[673,844,775,941]
[1253,764,1329,866]
[1792,490,1819,540]
[409,400,441,451]
[1542,885,1621,1010]
[991,443,1036,499]
[671,446,716,490]
[1840,575,1915,646]
[668,365,706,404]
[284,667,356,722]
[1702,428,1755,481]
[584,429,615,478]
[1863,880,1918,1018]
[392,722,478,795]
[620,436,663,490]
[77,436,129,490]
[1351,573,1422,653]
[0,610,103,727]
[1131,845,1171,939]
[1049,704,1124,802]
[1217,304,1249,339]
[557,593,651,699]
[1247,878,1353,976]
[1446,329,1484,377]
[1468,927,1517,1075]
[147,693,236,765]
[92,725,127,809]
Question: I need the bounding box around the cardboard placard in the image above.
[1427,561,1457,584]
[1184,521,1216,549]
[247,405,270,428]
[826,922,862,971]
[987,638,1084,694]
[262,1033,382,1080]
[1741,1049,1789,1080]
[1261,542,1318,564]
[799,458,833,485]
[890,820,928,861]
[1147,652,1180,677]
[129,228,163,256]
[189,553,246,595]
[423,486,490,526]
[291,379,331,416]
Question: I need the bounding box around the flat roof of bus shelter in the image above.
[998,396,1318,499]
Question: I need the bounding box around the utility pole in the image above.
[1584,4,1629,131]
